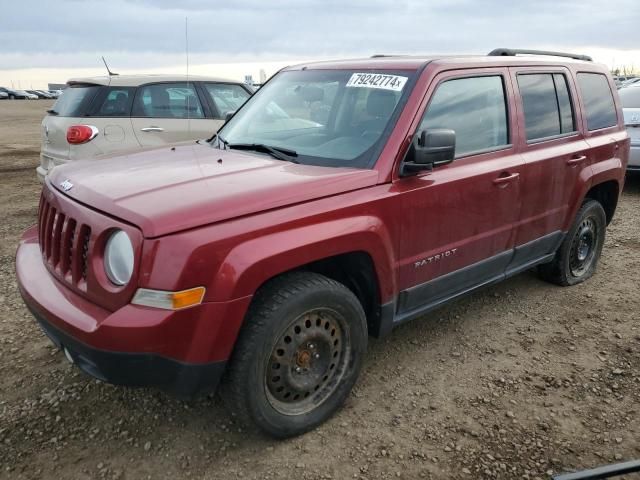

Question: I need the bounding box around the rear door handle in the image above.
[492,172,519,186]
[566,155,587,166]
[140,127,164,133]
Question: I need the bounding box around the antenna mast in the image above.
[185,16,191,134]
[101,56,119,76]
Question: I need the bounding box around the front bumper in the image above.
[27,303,225,398]
[16,226,252,398]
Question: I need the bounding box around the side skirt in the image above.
[372,231,565,337]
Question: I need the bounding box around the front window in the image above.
[216,69,416,168]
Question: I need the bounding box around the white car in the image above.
[38,74,252,182]
[619,84,640,172]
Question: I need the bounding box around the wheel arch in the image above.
[584,179,619,225]
[211,217,396,336]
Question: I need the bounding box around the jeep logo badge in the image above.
[60,179,74,192]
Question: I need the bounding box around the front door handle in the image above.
[140,127,164,133]
[493,172,520,187]
[566,155,587,166]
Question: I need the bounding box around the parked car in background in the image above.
[17,49,629,437]
[619,84,640,172]
[26,90,51,99]
[0,87,29,99]
[37,74,252,182]
[0,91,8,100]
[619,77,640,88]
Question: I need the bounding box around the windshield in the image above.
[215,69,415,168]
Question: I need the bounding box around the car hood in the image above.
[48,143,379,237]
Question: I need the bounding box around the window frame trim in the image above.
[515,71,579,144]
[414,71,513,160]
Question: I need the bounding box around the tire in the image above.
[539,199,606,286]
[9,95,14,100]
[221,271,367,438]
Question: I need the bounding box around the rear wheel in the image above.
[222,271,367,438]
[539,199,606,286]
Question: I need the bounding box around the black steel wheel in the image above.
[539,199,606,286]
[265,308,350,416]
[568,217,598,278]
[222,272,367,438]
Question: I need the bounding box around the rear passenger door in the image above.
[86,86,137,155]
[394,69,524,316]
[509,68,589,267]
[131,82,215,146]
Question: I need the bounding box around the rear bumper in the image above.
[628,144,640,170]
[16,226,252,397]
[36,165,47,184]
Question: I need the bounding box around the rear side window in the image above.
[619,87,640,109]
[92,87,135,116]
[50,84,100,117]
[419,75,508,157]
[517,73,575,141]
[204,83,251,119]
[132,83,204,119]
[577,73,618,130]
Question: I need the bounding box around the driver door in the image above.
[393,69,525,317]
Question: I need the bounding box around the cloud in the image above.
[1,0,639,70]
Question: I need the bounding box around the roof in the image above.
[285,54,601,72]
[66,74,242,87]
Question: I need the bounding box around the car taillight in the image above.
[66,125,98,144]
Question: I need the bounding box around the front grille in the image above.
[38,193,91,288]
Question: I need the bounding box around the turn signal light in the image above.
[132,287,206,310]
[66,125,99,144]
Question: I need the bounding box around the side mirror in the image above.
[401,129,456,176]
[224,111,236,122]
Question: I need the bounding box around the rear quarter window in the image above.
[577,73,618,131]
[90,87,136,117]
[50,84,100,117]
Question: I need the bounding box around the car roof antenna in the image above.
[101,56,119,76]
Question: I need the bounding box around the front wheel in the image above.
[222,271,367,438]
[539,199,606,286]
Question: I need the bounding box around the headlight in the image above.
[104,230,134,286]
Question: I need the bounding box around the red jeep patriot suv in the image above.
[17,49,629,438]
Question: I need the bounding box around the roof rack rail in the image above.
[370,54,408,58]
[488,48,592,62]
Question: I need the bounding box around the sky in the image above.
[1,0,639,89]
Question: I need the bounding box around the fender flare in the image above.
[209,216,396,303]
[563,158,622,231]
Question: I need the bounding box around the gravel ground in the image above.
[0,100,639,480]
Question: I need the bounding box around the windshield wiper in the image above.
[226,143,299,163]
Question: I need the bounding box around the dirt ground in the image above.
[0,100,638,480]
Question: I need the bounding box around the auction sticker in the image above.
[346,73,408,91]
